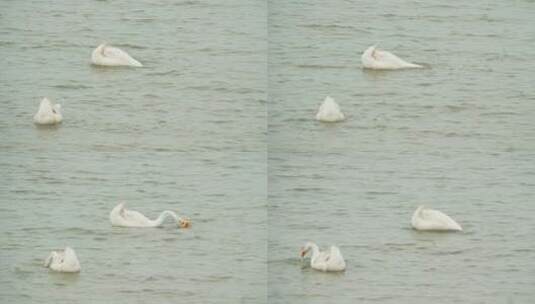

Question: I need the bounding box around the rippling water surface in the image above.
[1,0,266,152]
[1,0,266,303]
[2,0,535,303]
[268,0,535,303]
[2,152,266,303]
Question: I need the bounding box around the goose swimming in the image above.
[300,242,346,272]
[315,96,345,122]
[33,97,62,125]
[109,202,191,228]
[44,247,81,273]
[411,205,463,231]
[361,45,423,70]
[91,44,143,67]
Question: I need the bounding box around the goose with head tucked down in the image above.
[91,44,143,67]
[315,96,345,122]
[44,247,81,273]
[110,202,191,228]
[300,242,346,272]
[411,205,463,231]
[361,45,423,70]
[33,97,62,125]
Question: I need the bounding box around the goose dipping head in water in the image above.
[91,44,143,67]
[33,97,62,125]
[44,247,81,273]
[110,202,191,228]
[315,96,345,122]
[411,205,463,231]
[361,45,423,70]
[300,242,346,272]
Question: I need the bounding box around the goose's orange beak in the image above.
[179,218,191,228]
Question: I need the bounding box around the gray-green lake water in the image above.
[2,0,535,303]
[1,1,266,303]
[268,0,535,303]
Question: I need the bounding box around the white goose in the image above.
[110,202,191,228]
[315,96,345,122]
[33,97,62,125]
[44,247,81,273]
[91,44,143,67]
[300,242,346,272]
[361,45,423,70]
[411,205,463,231]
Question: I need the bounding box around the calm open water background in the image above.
[1,0,266,303]
[1,0,535,303]
[268,0,535,303]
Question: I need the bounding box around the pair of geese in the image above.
[44,203,191,273]
[316,45,424,122]
[301,205,462,272]
[33,44,142,125]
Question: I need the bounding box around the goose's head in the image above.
[299,242,314,258]
[363,45,377,57]
[361,45,380,67]
[44,251,58,267]
[37,97,53,113]
[100,43,108,55]
[92,44,107,60]
[411,205,426,225]
[52,103,61,114]
[112,202,126,216]
[178,217,191,228]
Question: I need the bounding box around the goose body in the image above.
[411,205,462,231]
[300,242,346,272]
[91,44,142,67]
[109,202,190,228]
[44,247,81,273]
[315,96,345,122]
[361,45,422,70]
[33,97,62,125]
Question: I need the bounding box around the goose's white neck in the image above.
[412,205,426,225]
[416,205,425,215]
[152,210,178,226]
[304,242,320,260]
